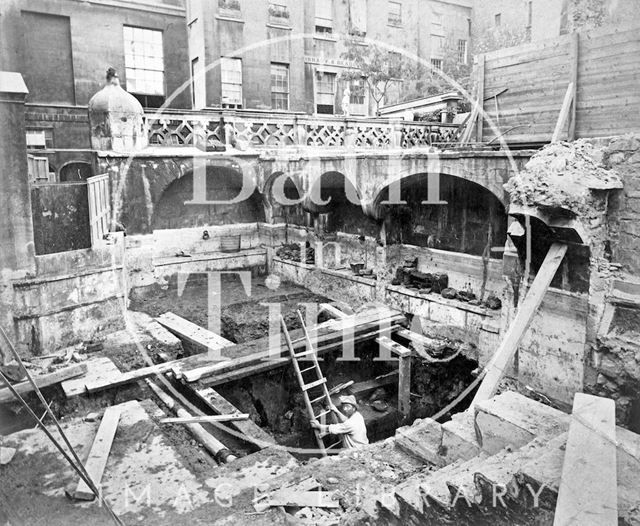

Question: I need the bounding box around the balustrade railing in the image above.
[145,110,462,150]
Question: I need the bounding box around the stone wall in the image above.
[587,134,640,429]
[11,245,126,355]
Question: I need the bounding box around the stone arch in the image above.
[305,170,377,236]
[362,155,511,214]
[151,163,265,231]
[59,161,93,182]
[374,172,509,257]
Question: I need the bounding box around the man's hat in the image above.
[338,395,358,408]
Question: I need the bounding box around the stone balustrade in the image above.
[145,110,462,150]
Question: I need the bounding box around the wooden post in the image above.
[475,54,485,143]
[397,348,412,423]
[568,32,579,141]
[552,82,575,142]
[314,240,323,268]
[266,245,274,274]
[472,243,567,405]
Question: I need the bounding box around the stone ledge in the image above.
[154,248,266,267]
[386,284,494,316]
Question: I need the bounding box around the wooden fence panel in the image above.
[479,25,640,144]
[87,173,110,247]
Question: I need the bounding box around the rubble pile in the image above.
[391,262,501,310]
[505,139,622,215]
[276,242,315,264]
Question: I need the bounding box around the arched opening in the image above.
[378,173,508,258]
[509,214,590,294]
[152,166,265,230]
[266,173,306,227]
[59,161,93,182]
[305,171,378,237]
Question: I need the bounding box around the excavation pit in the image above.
[129,272,480,456]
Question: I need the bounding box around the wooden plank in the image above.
[376,336,411,358]
[72,405,122,501]
[350,371,399,396]
[161,414,249,424]
[552,82,574,142]
[201,325,401,387]
[483,33,573,62]
[193,387,276,447]
[472,243,568,405]
[265,491,340,508]
[0,363,87,403]
[553,393,617,526]
[156,312,234,353]
[62,356,195,397]
[395,329,448,358]
[182,309,404,382]
[319,303,349,319]
[86,360,186,394]
[62,357,119,397]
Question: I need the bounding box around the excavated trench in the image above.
[1,271,479,463]
[129,271,479,454]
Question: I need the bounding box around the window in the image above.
[349,78,366,106]
[349,0,367,35]
[123,26,165,105]
[269,1,289,19]
[221,57,243,107]
[430,58,443,71]
[315,0,333,33]
[315,71,336,114]
[432,12,443,28]
[495,13,501,26]
[457,39,468,64]
[388,1,402,25]
[270,63,289,110]
[26,129,53,149]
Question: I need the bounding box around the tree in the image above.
[340,37,472,116]
[340,40,425,115]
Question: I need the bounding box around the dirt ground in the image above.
[0,275,429,525]
[129,274,332,344]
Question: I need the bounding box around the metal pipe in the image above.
[145,379,237,463]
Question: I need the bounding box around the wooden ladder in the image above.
[280,313,341,457]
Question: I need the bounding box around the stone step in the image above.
[509,432,567,513]
[474,391,570,454]
[395,410,480,468]
[383,391,640,526]
[418,435,569,524]
[616,426,640,526]
[394,417,443,466]
[389,459,471,524]
[440,410,481,464]
[421,452,491,509]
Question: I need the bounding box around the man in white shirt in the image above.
[310,395,369,449]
